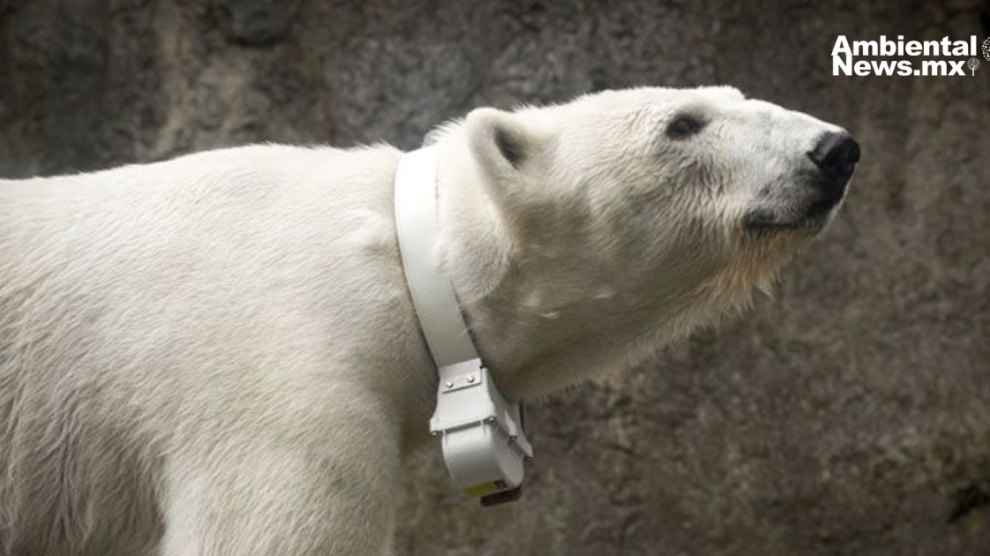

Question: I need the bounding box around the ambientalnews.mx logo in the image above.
[832,35,985,76]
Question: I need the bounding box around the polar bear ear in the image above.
[464,107,541,207]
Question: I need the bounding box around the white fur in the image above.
[0,87,849,555]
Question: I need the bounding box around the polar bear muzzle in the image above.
[744,130,860,232]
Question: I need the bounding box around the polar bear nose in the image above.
[808,132,860,187]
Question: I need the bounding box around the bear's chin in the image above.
[692,230,814,313]
[742,212,834,235]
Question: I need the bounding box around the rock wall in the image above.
[2,1,989,554]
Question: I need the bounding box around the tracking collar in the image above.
[394,146,533,506]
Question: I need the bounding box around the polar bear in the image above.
[0,86,858,556]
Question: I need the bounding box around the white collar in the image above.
[393,145,479,368]
[393,146,532,505]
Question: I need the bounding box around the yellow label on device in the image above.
[462,480,506,498]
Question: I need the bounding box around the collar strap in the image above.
[393,146,479,367]
[394,146,532,506]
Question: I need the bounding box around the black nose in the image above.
[808,132,860,186]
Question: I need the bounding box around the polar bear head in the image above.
[436,87,859,397]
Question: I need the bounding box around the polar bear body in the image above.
[1,145,433,555]
[0,87,854,555]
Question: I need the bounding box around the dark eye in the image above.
[666,114,706,139]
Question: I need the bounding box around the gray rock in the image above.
[210,0,299,46]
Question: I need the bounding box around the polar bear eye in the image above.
[666,114,706,139]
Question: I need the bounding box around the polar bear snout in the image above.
[808,131,860,196]
[739,142,855,233]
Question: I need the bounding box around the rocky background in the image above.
[2,0,989,554]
